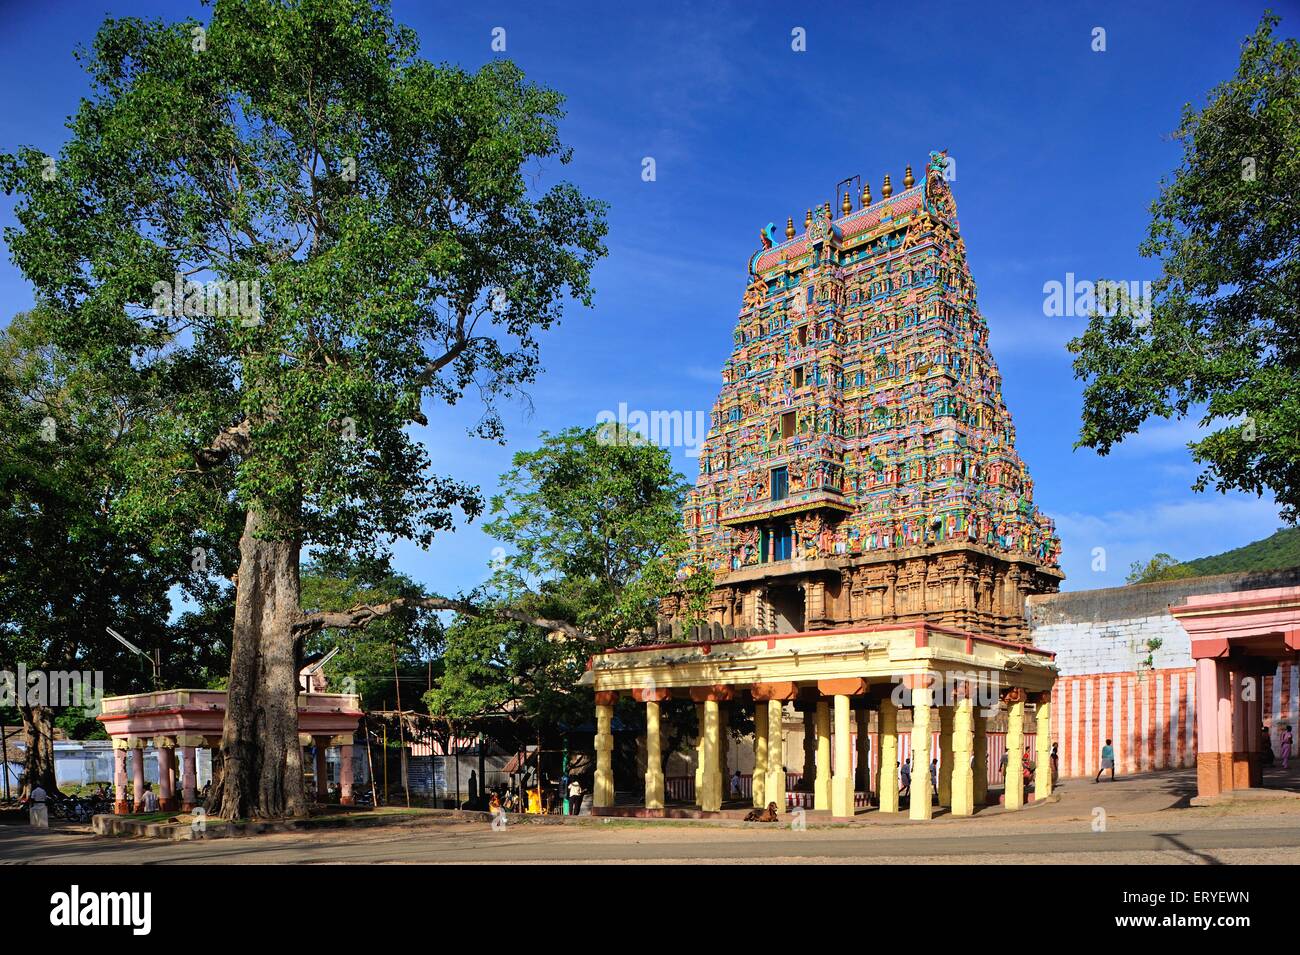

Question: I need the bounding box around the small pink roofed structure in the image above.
[1171,586,1300,799]
[97,689,363,814]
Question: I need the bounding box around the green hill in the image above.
[1180,526,1300,576]
[1127,526,1300,584]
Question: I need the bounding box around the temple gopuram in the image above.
[661,152,1063,641]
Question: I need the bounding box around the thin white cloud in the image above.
[1051,493,1284,591]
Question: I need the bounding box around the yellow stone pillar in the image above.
[694,701,706,807]
[594,694,615,809]
[909,690,933,821]
[701,699,721,812]
[644,699,664,811]
[972,708,989,807]
[950,695,975,817]
[832,695,853,817]
[938,705,953,808]
[878,697,900,813]
[1035,695,1053,801]
[1004,693,1025,811]
[814,700,831,811]
[752,702,768,808]
[765,699,786,811]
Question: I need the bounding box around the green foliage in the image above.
[0,0,608,567]
[1180,525,1300,575]
[1127,526,1300,585]
[423,612,587,737]
[54,692,109,741]
[484,424,710,643]
[426,425,711,742]
[1070,15,1300,522]
[0,308,233,691]
[300,556,441,709]
[1126,552,1197,584]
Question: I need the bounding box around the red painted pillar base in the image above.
[1196,753,1223,798]
[1231,751,1254,790]
[114,800,130,816]
[1242,748,1263,789]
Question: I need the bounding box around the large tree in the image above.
[1,0,606,818]
[0,308,233,795]
[1070,15,1300,521]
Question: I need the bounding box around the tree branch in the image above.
[292,594,586,641]
[194,418,251,469]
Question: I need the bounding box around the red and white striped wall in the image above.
[1049,661,1300,778]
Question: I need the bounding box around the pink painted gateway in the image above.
[1171,586,1300,799]
[97,689,363,814]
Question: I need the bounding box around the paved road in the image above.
[6,816,1300,864]
[6,769,1300,864]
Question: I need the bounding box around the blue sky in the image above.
[0,0,1292,595]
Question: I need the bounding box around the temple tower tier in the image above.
[669,152,1062,641]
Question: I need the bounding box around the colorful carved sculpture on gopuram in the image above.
[665,152,1063,641]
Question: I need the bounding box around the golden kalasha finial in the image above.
[804,208,812,228]
[785,216,796,239]
[903,165,915,189]
[881,174,893,198]
[861,181,872,205]
[841,190,853,215]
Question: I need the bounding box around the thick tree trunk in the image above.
[216,506,306,819]
[19,704,61,798]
